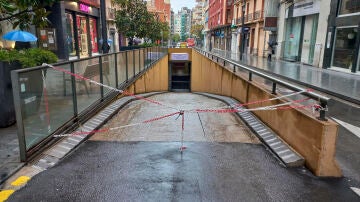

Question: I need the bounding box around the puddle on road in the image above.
[91,93,260,144]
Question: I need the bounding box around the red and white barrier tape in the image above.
[43,63,180,111]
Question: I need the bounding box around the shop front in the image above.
[64,1,100,59]
[324,0,360,73]
[282,0,320,64]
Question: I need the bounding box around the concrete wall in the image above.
[126,55,169,94]
[191,50,341,177]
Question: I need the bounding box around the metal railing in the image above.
[11,47,167,161]
[195,47,330,120]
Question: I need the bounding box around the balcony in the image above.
[235,10,264,25]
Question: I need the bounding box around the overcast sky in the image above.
[170,0,196,12]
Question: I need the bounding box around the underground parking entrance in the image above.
[6,93,358,202]
[168,51,192,92]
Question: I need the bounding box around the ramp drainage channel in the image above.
[195,92,305,167]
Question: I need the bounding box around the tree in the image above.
[190,24,204,39]
[113,0,151,46]
[172,33,180,43]
[0,0,59,32]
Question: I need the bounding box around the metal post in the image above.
[99,56,104,98]
[272,82,277,94]
[70,62,78,116]
[125,51,129,82]
[133,50,136,76]
[114,53,118,88]
[249,72,252,81]
[139,49,141,72]
[239,0,246,61]
[318,101,328,121]
[100,0,109,53]
[11,70,26,161]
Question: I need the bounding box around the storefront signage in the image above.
[237,27,250,34]
[79,0,100,7]
[264,17,278,31]
[79,3,90,13]
[171,53,189,61]
[293,0,320,17]
[37,28,57,51]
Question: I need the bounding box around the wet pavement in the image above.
[91,93,259,143]
[7,142,359,201]
[5,93,360,201]
[210,49,360,104]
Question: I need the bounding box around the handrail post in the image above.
[114,53,118,88]
[318,101,328,121]
[272,82,277,95]
[133,50,136,76]
[139,49,141,72]
[99,56,104,98]
[125,51,129,82]
[249,72,252,81]
[70,62,78,116]
[11,70,27,161]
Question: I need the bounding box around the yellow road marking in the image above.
[0,190,15,202]
[10,176,31,186]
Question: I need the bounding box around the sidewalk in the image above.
[0,125,23,185]
[212,49,360,104]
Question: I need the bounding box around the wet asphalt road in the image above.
[6,93,360,201]
[7,141,360,202]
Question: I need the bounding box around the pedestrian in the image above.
[267,41,274,62]
[268,40,278,62]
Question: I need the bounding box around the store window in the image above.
[283,17,302,61]
[332,27,358,70]
[76,15,89,58]
[89,18,98,54]
[65,13,76,57]
[339,0,360,15]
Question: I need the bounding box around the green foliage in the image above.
[0,0,59,31]
[0,49,19,62]
[113,0,148,44]
[0,48,58,68]
[113,0,170,45]
[172,33,181,43]
[190,24,204,39]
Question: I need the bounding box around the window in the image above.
[332,27,358,70]
[339,0,360,15]
[65,13,76,57]
[89,18,98,54]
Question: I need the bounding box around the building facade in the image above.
[170,9,175,36]
[208,0,234,51]
[47,0,102,60]
[323,0,360,73]
[192,0,205,26]
[173,7,192,41]
[233,0,267,56]
[203,0,210,50]
[147,0,171,24]
[276,0,330,67]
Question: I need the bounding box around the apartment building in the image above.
[233,0,267,56]
[208,0,234,51]
[147,0,171,24]
[192,0,205,26]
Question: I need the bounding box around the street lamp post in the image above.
[100,0,109,53]
[239,0,246,61]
